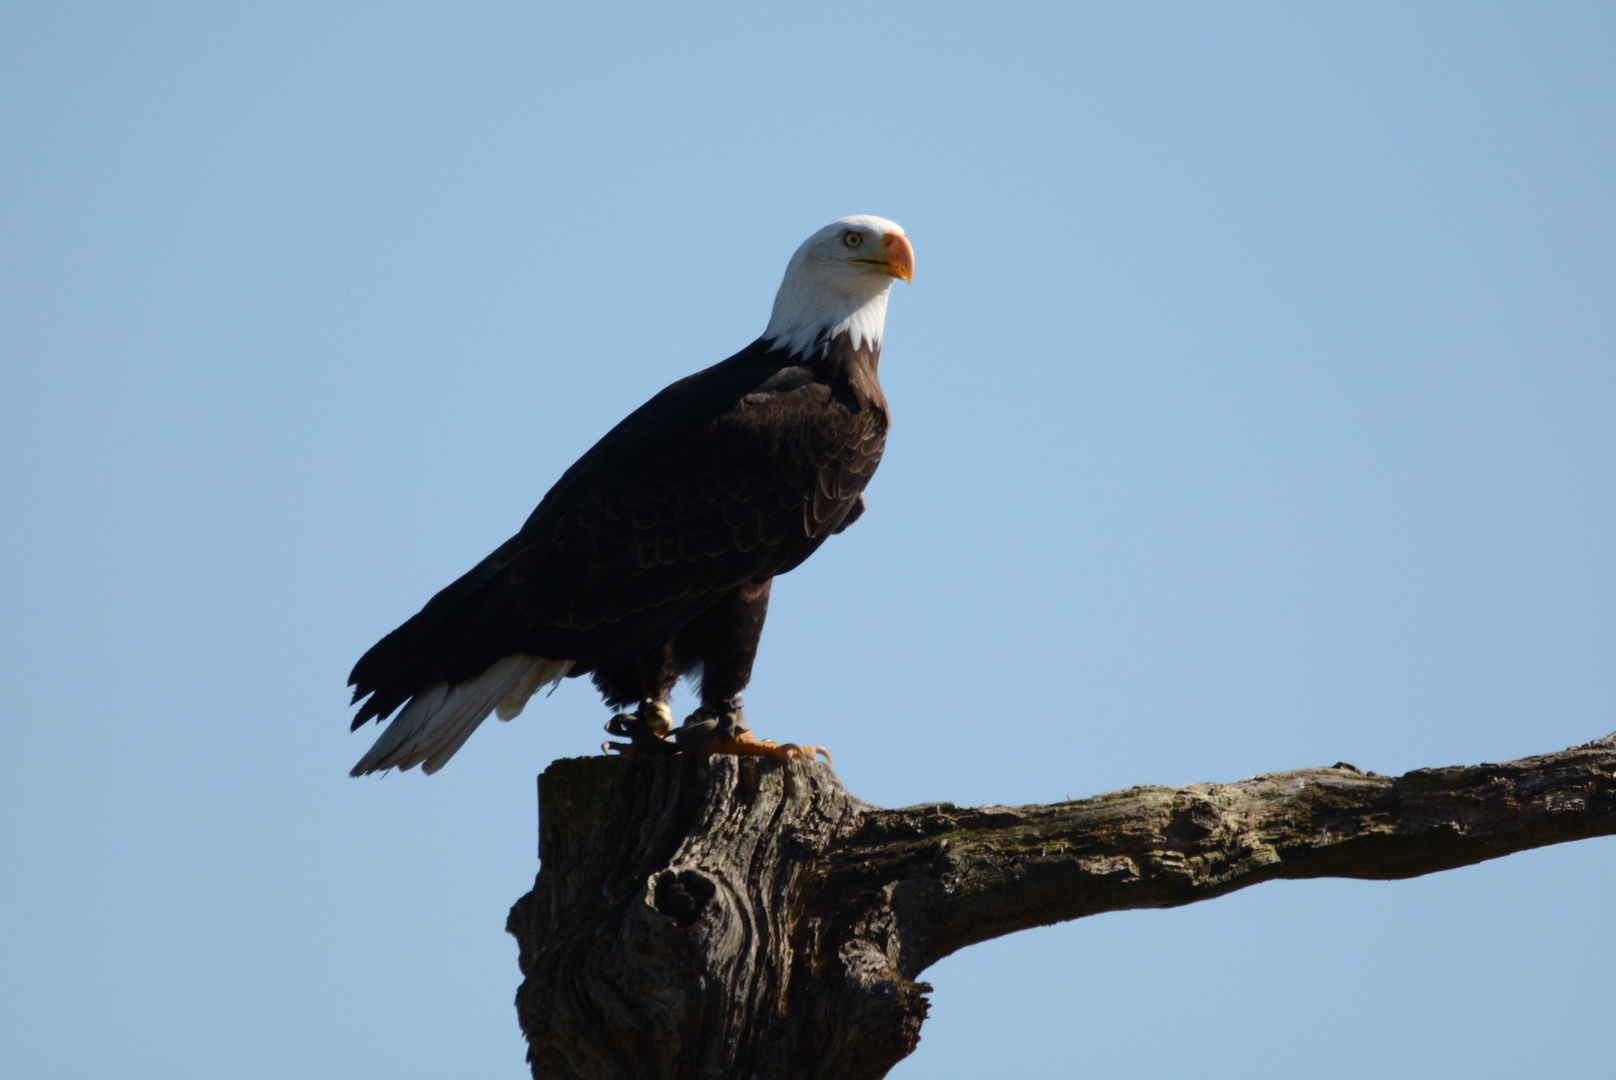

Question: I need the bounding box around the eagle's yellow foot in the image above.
[669,698,831,764]
[706,730,832,765]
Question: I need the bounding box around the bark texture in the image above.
[507,732,1616,1079]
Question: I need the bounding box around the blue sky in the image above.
[2,3,1612,1077]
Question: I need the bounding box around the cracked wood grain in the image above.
[507,732,1616,1079]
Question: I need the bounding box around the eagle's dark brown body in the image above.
[348,331,887,738]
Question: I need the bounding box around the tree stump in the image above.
[507,734,1616,1079]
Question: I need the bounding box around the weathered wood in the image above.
[507,732,1616,1079]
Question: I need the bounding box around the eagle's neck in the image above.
[762,271,893,359]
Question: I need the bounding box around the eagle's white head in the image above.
[763,215,914,357]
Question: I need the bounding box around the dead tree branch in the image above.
[507,732,1616,1079]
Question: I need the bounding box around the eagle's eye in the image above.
[842,231,862,248]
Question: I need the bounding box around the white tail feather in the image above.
[497,657,572,720]
[351,655,573,776]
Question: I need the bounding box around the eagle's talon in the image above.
[603,710,680,755]
[775,743,832,764]
[703,729,832,765]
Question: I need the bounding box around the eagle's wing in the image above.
[348,349,884,731]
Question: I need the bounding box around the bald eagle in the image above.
[348,216,914,775]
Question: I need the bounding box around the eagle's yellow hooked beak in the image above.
[853,232,914,282]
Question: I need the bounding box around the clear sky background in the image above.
[3,3,1613,1078]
